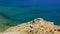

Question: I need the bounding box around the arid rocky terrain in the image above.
[2,18,60,34]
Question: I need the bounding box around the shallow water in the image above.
[0,0,60,26]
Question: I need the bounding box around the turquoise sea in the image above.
[0,0,60,31]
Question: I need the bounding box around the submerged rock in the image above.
[3,18,60,34]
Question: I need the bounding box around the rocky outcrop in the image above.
[4,18,60,34]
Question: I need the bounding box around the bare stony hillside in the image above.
[3,18,60,34]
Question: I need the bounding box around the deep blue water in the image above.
[0,0,60,25]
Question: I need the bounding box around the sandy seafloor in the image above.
[0,0,60,32]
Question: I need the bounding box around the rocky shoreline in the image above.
[3,18,60,34]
